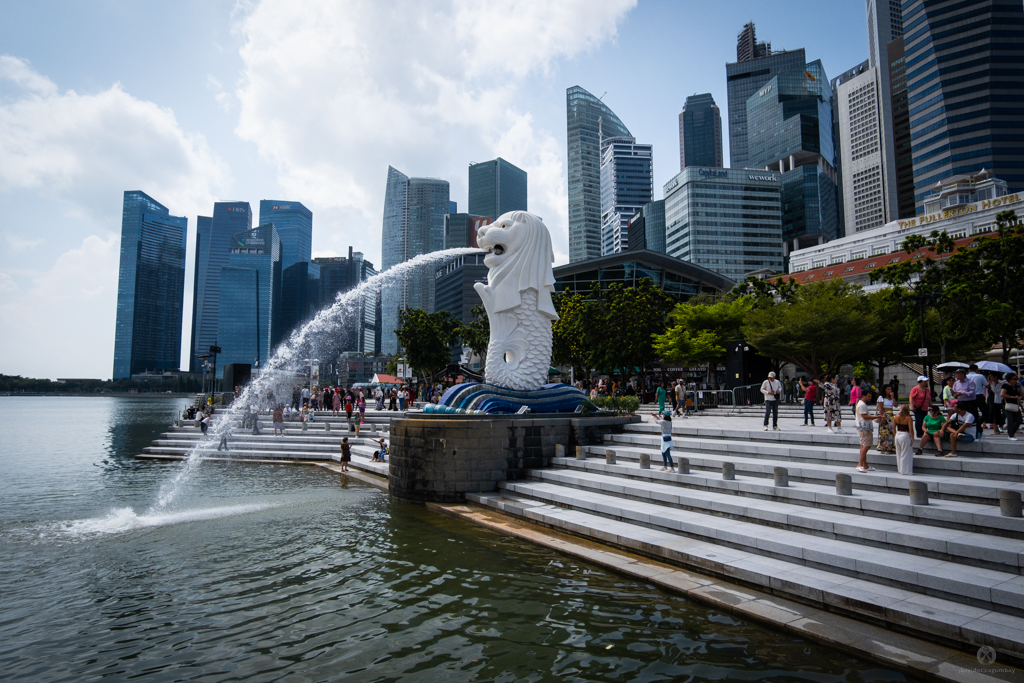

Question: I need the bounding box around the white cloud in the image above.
[0,55,229,222]
[0,234,120,378]
[233,0,635,265]
[4,233,43,252]
[0,273,18,292]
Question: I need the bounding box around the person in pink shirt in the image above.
[850,382,863,419]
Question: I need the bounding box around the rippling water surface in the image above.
[0,397,910,682]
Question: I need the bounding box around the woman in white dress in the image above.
[893,404,915,475]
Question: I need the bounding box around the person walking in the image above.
[784,377,794,404]
[801,377,818,426]
[1001,373,1021,440]
[855,390,879,472]
[822,374,844,433]
[849,380,862,419]
[893,405,914,475]
[650,411,675,471]
[272,404,284,437]
[339,437,351,472]
[919,405,947,456]
[967,364,988,437]
[332,389,341,416]
[398,386,407,411]
[655,382,667,415]
[760,371,782,431]
[374,386,384,411]
[988,373,1005,435]
[674,381,685,417]
[875,385,897,454]
[909,376,930,446]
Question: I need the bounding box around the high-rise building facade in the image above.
[679,93,723,170]
[259,200,319,346]
[663,167,784,281]
[887,36,916,219]
[627,200,666,253]
[566,85,631,262]
[216,223,281,376]
[866,0,904,221]
[600,136,654,255]
[726,22,805,169]
[112,191,187,379]
[746,60,839,254]
[315,249,379,356]
[189,201,252,372]
[467,158,527,219]
[380,166,449,354]
[830,61,871,237]
[904,0,1024,210]
[837,64,890,233]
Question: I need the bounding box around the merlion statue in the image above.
[474,211,558,391]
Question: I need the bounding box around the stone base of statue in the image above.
[423,382,588,415]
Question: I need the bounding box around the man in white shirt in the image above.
[966,364,988,438]
[855,390,879,472]
[761,371,782,431]
[940,404,976,456]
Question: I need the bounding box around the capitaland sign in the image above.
[697,168,728,178]
[897,193,1021,229]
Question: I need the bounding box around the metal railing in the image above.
[732,383,766,407]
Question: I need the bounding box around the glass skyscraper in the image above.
[468,158,527,219]
[216,223,281,376]
[626,200,666,253]
[600,136,654,255]
[746,60,839,253]
[663,167,784,281]
[904,0,1024,210]
[566,85,631,262]
[678,94,723,170]
[380,166,449,355]
[726,33,806,169]
[865,0,904,223]
[315,248,380,355]
[189,201,252,372]
[112,191,187,379]
[259,200,318,346]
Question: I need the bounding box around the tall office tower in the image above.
[905,0,1024,210]
[663,167,783,281]
[566,86,631,262]
[735,22,770,63]
[315,249,380,355]
[887,37,916,219]
[726,31,806,169]
[216,223,281,376]
[626,200,666,253]
[112,191,187,379]
[468,158,527,218]
[380,166,450,355]
[836,63,891,233]
[600,136,654,255]
[259,201,318,346]
[437,214,492,346]
[678,93,723,170]
[189,201,252,372]
[746,60,839,255]
[866,0,903,225]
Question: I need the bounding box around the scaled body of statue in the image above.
[473,211,558,391]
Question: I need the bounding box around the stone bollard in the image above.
[606,449,617,465]
[372,423,379,434]
[774,467,789,487]
[722,462,735,480]
[999,490,1023,518]
[576,446,586,460]
[639,452,650,469]
[836,473,853,496]
[555,444,565,459]
[325,421,331,432]
[909,481,929,505]
[677,457,690,474]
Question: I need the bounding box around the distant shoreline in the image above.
[0,393,194,398]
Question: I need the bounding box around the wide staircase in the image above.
[468,419,1024,662]
[140,410,401,477]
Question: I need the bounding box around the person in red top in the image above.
[801,377,819,426]
[909,375,930,448]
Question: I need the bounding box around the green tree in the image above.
[456,304,490,367]
[975,210,1024,364]
[395,308,460,383]
[597,279,675,385]
[552,289,596,379]
[742,279,880,376]
[654,296,752,379]
[863,288,918,387]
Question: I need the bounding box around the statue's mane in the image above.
[486,211,557,319]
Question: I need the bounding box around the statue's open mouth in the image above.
[490,244,505,255]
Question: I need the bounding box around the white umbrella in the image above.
[976,360,1013,374]
[935,362,969,371]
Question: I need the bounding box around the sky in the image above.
[0,0,868,380]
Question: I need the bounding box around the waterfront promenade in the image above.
[140,408,1024,681]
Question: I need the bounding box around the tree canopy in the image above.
[654,295,751,369]
[395,308,461,382]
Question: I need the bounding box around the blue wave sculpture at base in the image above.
[424,383,588,415]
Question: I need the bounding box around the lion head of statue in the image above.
[476,211,557,319]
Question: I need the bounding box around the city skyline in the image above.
[1,2,874,378]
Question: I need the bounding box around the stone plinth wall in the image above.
[389,414,638,503]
